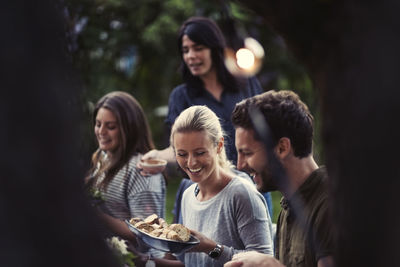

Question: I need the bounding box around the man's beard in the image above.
[259,167,279,193]
[258,154,287,193]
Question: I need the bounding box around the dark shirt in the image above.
[165,77,262,165]
[275,167,333,267]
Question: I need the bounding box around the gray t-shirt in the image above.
[182,176,273,266]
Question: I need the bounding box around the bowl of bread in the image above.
[125,214,199,253]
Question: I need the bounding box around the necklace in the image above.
[193,174,232,198]
[194,184,200,197]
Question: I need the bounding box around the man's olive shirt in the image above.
[275,167,334,267]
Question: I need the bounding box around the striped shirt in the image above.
[96,153,166,222]
[94,153,166,257]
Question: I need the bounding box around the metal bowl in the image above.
[125,220,200,253]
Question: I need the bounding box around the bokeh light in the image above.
[224,37,265,77]
[236,48,255,69]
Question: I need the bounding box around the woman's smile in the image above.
[173,130,219,184]
[95,108,120,154]
[187,166,202,174]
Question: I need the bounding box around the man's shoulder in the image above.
[303,166,329,194]
[311,166,330,196]
[304,167,332,222]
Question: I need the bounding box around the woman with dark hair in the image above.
[142,16,261,166]
[85,91,166,258]
[177,17,246,109]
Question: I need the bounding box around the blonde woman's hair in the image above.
[170,105,233,171]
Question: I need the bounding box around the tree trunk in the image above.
[0,1,118,266]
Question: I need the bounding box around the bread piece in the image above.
[151,223,161,230]
[166,230,180,241]
[168,224,191,242]
[159,228,171,239]
[128,215,190,242]
[162,228,170,235]
[129,217,142,225]
[158,218,169,229]
[149,228,164,237]
[144,214,159,224]
[134,221,154,233]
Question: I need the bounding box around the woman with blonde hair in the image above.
[170,105,273,266]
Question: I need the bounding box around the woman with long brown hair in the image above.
[85,91,166,258]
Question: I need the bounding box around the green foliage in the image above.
[271,191,283,223]
[66,0,320,169]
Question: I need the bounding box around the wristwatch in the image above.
[208,244,223,258]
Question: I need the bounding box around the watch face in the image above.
[208,244,222,258]
[209,250,220,258]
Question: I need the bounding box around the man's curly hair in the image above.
[231,90,314,158]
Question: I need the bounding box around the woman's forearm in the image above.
[142,146,175,163]
[97,210,136,241]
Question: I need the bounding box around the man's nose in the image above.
[236,154,246,171]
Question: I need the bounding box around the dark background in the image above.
[1,0,399,266]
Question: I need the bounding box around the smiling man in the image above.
[226,90,334,267]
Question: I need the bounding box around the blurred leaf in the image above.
[66,0,321,168]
